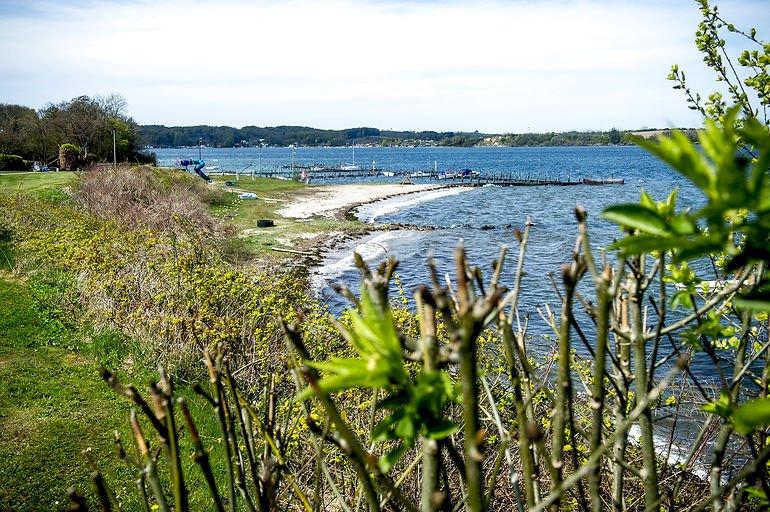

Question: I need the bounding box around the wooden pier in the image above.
[206,165,624,186]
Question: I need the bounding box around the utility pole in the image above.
[113,129,117,166]
[255,139,263,180]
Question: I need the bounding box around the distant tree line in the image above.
[0,95,149,165]
[139,124,698,148]
[138,124,490,148]
[495,129,625,146]
[493,128,698,147]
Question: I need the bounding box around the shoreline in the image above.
[273,182,472,270]
[277,183,454,220]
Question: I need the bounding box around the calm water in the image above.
[157,146,718,380]
[154,145,631,180]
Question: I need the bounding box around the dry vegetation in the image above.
[72,165,232,238]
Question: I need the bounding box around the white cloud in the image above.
[0,0,767,131]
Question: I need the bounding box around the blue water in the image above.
[157,146,719,382]
[154,145,629,181]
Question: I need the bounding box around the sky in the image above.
[0,0,767,132]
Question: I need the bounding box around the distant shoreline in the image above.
[146,142,639,150]
[140,125,699,150]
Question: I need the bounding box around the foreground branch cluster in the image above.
[70,201,770,511]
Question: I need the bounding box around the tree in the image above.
[0,104,41,160]
[668,0,769,129]
[0,94,144,163]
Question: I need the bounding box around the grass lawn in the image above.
[0,278,227,511]
[0,171,75,194]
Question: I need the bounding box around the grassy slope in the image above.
[0,169,367,510]
[0,171,366,256]
[0,277,230,511]
[0,172,266,510]
[0,278,134,510]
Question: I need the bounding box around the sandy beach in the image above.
[277,183,449,219]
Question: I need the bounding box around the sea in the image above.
[155,145,717,380]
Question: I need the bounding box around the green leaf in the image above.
[637,131,714,193]
[372,410,405,442]
[702,392,732,418]
[394,416,416,439]
[640,190,656,210]
[602,204,671,236]
[665,189,679,217]
[379,444,408,474]
[426,419,458,440]
[376,392,409,410]
[745,486,769,506]
[671,236,725,262]
[669,214,696,235]
[671,290,694,310]
[609,234,683,256]
[731,397,770,436]
[734,291,770,312]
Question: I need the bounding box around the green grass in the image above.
[0,278,227,511]
[212,177,367,256]
[0,171,75,194]
[0,278,131,510]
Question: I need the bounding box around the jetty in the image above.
[206,165,624,186]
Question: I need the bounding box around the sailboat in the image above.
[340,141,359,171]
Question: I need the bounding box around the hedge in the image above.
[0,154,30,173]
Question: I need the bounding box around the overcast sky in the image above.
[0,0,767,132]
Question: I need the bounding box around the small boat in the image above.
[340,142,359,170]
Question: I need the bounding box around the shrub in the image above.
[59,143,80,171]
[0,154,29,173]
[133,150,157,165]
[70,165,230,237]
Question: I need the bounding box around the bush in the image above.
[59,143,80,171]
[132,150,157,165]
[0,154,30,173]
[71,165,229,236]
